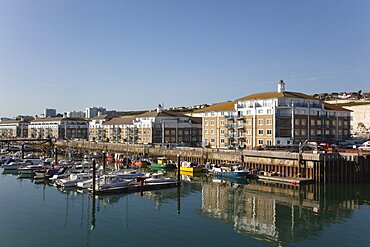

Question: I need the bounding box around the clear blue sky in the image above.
[0,0,369,117]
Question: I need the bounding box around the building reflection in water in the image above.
[201,178,369,245]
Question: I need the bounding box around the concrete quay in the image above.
[54,140,370,184]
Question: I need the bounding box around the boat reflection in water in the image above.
[201,177,370,246]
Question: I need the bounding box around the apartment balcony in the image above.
[227,124,235,129]
[226,115,235,120]
[236,115,244,120]
[236,124,244,129]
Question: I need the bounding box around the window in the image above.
[266,119,272,125]
[301,129,306,136]
[257,109,263,114]
[310,129,315,135]
[267,109,272,114]
[325,130,329,135]
[258,129,264,135]
[220,129,225,134]
[246,129,251,135]
[246,119,252,125]
[277,140,281,145]
[246,110,251,115]
[204,139,209,145]
[210,138,215,143]
[266,129,272,135]
[220,138,225,144]
[295,119,300,125]
[220,120,225,126]
[205,120,209,126]
[210,130,215,135]
[246,139,251,145]
[295,129,300,136]
[317,129,322,135]
[258,119,264,125]
[258,139,264,145]
[311,119,316,126]
[204,130,209,135]
[266,140,272,146]
[301,119,306,126]
[210,120,215,126]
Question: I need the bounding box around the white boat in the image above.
[116,170,146,179]
[18,164,44,174]
[76,178,94,189]
[144,173,176,185]
[95,175,133,191]
[49,168,71,181]
[3,161,27,171]
[56,173,93,187]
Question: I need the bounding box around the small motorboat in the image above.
[144,173,176,185]
[56,173,93,187]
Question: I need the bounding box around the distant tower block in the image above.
[278,80,285,93]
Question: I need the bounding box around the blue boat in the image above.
[212,166,257,179]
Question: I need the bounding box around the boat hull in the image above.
[180,167,203,173]
[150,163,176,169]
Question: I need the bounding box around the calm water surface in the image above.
[1,168,370,247]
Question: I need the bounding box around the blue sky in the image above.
[0,0,369,117]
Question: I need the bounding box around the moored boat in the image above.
[144,173,176,184]
[3,161,27,171]
[56,173,93,187]
[132,160,150,168]
[180,161,203,173]
[150,157,176,169]
[212,166,256,179]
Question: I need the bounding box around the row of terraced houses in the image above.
[0,81,351,149]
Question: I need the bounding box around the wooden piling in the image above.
[92,159,96,194]
[177,155,181,186]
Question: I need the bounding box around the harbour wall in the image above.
[54,140,370,184]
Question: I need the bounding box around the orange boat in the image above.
[132,160,150,168]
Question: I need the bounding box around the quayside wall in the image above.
[54,140,370,184]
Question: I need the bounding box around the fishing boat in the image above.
[150,157,176,169]
[180,161,203,173]
[144,173,176,184]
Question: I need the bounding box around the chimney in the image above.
[278,80,285,93]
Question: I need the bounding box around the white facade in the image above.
[86,107,106,119]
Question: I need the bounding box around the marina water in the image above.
[1,168,370,247]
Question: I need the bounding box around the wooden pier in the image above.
[257,175,314,185]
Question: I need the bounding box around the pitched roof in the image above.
[0,119,29,124]
[136,110,189,118]
[236,91,317,101]
[195,101,235,113]
[103,116,135,125]
[323,103,352,112]
[30,117,88,123]
[90,114,112,120]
